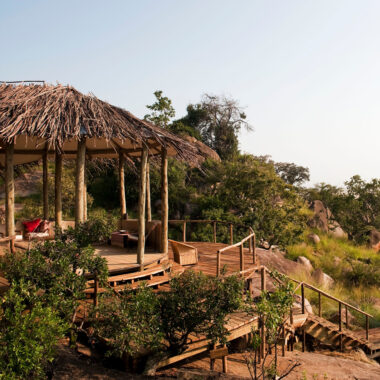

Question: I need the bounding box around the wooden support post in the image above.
[75,139,86,225]
[345,305,349,329]
[42,145,49,220]
[366,316,369,341]
[182,221,186,242]
[83,172,87,222]
[339,302,343,352]
[213,221,217,243]
[146,161,152,221]
[5,142,15,251]
[222,344,228,373]
[160,148,168,254]
[240,243,244,272]
[252,234,256,265]
[119,152,127,223]
[282,326,286,357]
[261,320,266,359]
[249,234,253,253]
[229,223,233,245]
[301,284,305,314]
[302,328,306,352]
[261,267,266,292]
[138,147,148,270]
[318,292,322,317]
[217,251,221,277]
[93,272,99,307]
[55,152,63,228]
[210,344,216,371]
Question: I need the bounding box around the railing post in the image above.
[318,292,322,317]
[94,271,99,307]
[252,234,256,265]
[213,221,217,243]
[183,221,186,242]
[217,251,221,277]
[240,243,244,272]
[339,302,343,352]
[229,223,233,245]
[261,267,266,292]
[249,233,253,254]
[345,305,349,329]
[301,283,305,314]
[366,315,369,341]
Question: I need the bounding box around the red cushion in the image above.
[23,218,41,233]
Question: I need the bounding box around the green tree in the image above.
[274,162,310,186]
[144,90,175,128]
[0,281,66,379]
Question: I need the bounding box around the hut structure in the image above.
[0,83,201,269]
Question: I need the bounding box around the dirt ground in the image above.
[52,344,380,380]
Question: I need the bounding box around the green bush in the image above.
[0,282,66,379]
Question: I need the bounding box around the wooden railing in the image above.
[168,220,257,277]
[246,266,373,345]
[168,219,251,245]
[216,228,256,276]
[290,278,373,346]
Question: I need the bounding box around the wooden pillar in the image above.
[213,221,217,243]
[119,152,127,223]
[75,139,86,226]
[5,142,15,240]
[160,148,168,254]
[146,161,152,221]
[229,223,233,245]
[261,267,266,292]
[55,152,63,228]
[42,146,49,220]
[83,172,87,222]
[183,221,186,242]
[240,243,244,271]
[137,147,148,270]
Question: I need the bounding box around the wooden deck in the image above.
[168,241,257,277]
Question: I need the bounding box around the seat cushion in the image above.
[23,218,41,233]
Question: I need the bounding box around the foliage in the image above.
[144,90,175,129]
[159,270,244,355]
[0,281,66,380]
[244,272,297,380]
[287,231,380,326]
[0,233,108,326]
[274,162,310,186]
[194,155,308,247]
[172,94,251,159]
[306,176,380,243]
[92,271,244,365]
[91,285,163,357]
[17,164,93,220]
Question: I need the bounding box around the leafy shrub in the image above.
[0,281,66,379]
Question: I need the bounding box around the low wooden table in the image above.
[111,232,129,248]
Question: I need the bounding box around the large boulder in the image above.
[296,256,314,273]
[307,233,320,244]
[308,200,347,238]
[369,229,380,251]
[312,268,334,289]
[292,295,313,314]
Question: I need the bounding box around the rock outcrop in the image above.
[296,256,314,273]
[312,268,334,289]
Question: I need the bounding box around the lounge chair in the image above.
[169,239,198,265]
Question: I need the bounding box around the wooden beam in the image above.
[146,161,152,221]
[137,147,148,270]
[42,145,49,220]
[5,142,15,243]
[75,139,86,225]
[119,152,127,222]
[55,152,63,228]
[161,148,168,254]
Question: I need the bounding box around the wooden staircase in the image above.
[85,261,184,298]
[302,314,380,359]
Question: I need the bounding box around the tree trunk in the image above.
[5,142,15,238]
[55,152,63,228]
[75,139,86,226]
[161,148,168,253]
[42,145,49,220]
[146,161,152,221]
[137,147,148,270]
[119,152,126,223]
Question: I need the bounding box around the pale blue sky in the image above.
[1,0,379,186]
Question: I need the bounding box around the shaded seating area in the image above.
[0,83,202,270]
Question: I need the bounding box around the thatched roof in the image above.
[0,84,203,165]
